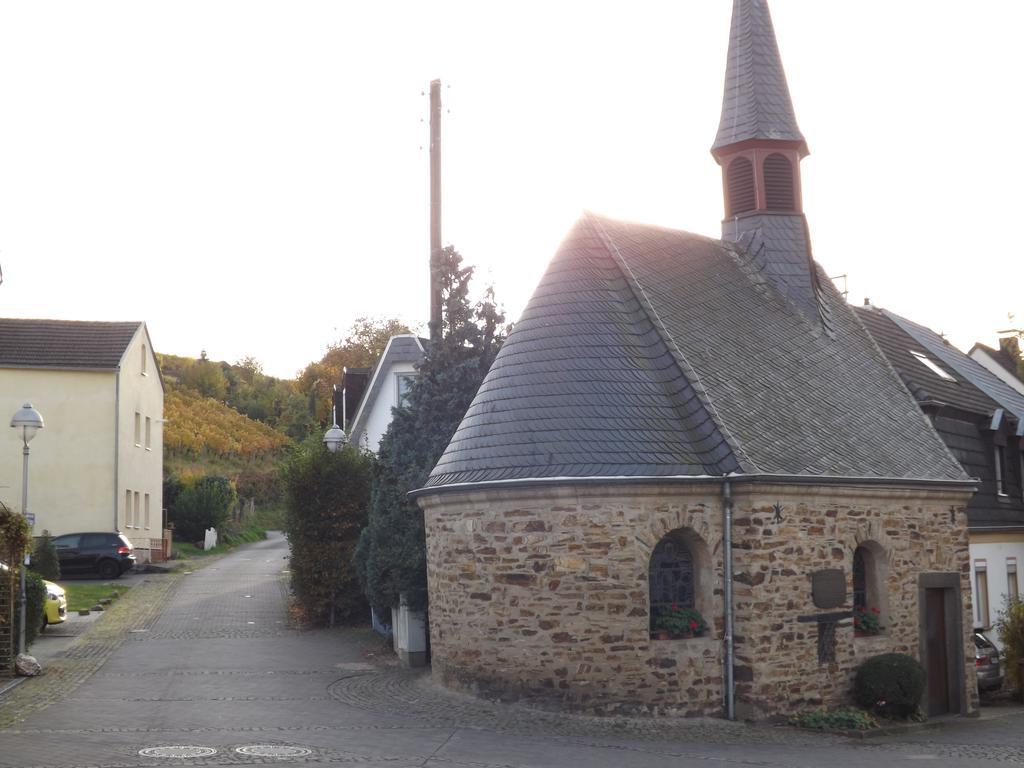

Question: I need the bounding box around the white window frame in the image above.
[141,343,148,375]
[975,560,990,627]
[134,491,140,531]
[395,373,415,408]
[134,412,142,447]
[996,445,1007,496]
[145,417,152,450]
[125,489,133,528]
[144,493,151,530]
[910,350,955,380]
[1008,557,1019,604]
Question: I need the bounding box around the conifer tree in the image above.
[355,247,507,611]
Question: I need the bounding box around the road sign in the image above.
[24,512,35,529]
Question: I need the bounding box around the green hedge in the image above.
[283,439,372,626]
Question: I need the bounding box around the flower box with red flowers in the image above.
[652,604,708,640]
[853,606,883,636]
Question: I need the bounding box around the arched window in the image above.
[726,156,756,216]
[649,529,711,638]
[763,153,795,211]
[853,542,889,635]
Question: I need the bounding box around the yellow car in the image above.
[42,579,67,630]
[1,561,68,631]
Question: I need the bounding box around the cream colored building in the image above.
[0,319,163,561]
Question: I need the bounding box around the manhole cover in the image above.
[139,746,218,758]
[235,745,312,758]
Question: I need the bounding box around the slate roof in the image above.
[855,306,1023,530]
[712,0,807,155]
[346,335,426,447]
[0,318,142,370]
[886,313,1024,432]
[424,213,967,490]
[854,307,999,417]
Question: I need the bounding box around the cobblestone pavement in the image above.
[3,532,1024,767]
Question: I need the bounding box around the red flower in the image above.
[690,620,698,630]
[871,607,880,614]
[671,603,679,611]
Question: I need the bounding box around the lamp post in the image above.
[323,403,345,453]
[10,403,43,656]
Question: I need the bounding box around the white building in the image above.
[0,319,164,561]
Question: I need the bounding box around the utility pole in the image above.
[428,79,442,342]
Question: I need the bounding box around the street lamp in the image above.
[10,403,43,656]
[323,401,345,453]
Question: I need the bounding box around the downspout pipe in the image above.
[723,477,735,721]
[114,366,121,530]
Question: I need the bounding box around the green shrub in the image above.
[170,475,237,542]
[283,438,372,626]
[789,707,877,731]
[12,570,46,649]
[31,531,61,581]
[853,652,925,719]
[997,599,1024,691]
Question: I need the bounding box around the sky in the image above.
[0,1,1021,380]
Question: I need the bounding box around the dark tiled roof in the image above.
[855,307,1024,530]
[723,213,825,324]
[713,0,806,154]
[346,335,425,446]
[854,307,999,417]
[887,313,1024,427]
[424,213,966,489]
[0,318,141,369]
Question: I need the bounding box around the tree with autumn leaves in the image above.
[354,246,508,612]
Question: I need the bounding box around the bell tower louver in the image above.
[712,0,822,324]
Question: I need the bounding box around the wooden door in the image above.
[925,587,950,716]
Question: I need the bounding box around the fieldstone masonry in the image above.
[419,481,977,719]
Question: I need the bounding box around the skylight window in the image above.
[910,351,955,381]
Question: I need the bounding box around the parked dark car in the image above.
[50,532,135,579]
[975,630,1004,692]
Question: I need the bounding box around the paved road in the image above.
[3,532,1024,767]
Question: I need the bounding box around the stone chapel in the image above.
[414,0,978,719]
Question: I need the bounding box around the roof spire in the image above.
[712,0,807,157]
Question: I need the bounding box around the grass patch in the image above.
[170,511,278,559]
[62,582,131,612]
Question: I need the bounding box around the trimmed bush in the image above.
[12,571,46,649]
[283,438,372,626]
[853,652,925,719]
[170,475,237,542]
[31,531,61,581]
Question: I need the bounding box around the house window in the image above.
[996,445,1007,496]
[145,417,152,450]
[852,542,889,634]
[396,373,415,408]
[134,412,142,446]
[1008,558,1019,604]
[975,560,990,627]
[649,529,710,638]
[909,350,956,381]
[141,343,148,375]
[125,489,132,528]
[144,493,151,530]
[134,491,140,532]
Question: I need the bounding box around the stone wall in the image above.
[419,481,976,719]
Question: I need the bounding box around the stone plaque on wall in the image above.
[811,568,845,609]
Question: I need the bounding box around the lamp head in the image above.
[10,403,44,444]
[323,423,345,453]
